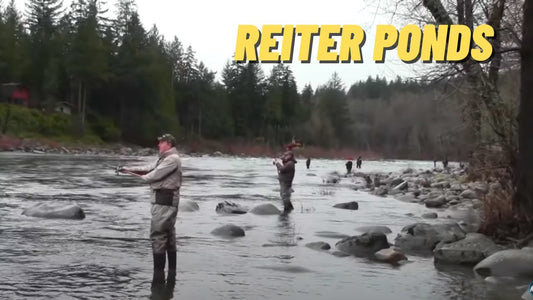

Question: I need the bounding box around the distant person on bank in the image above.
[274,148,297,214]
[119,133,182,284]
[346,159,353,174]
[356,156,362,169]
[306,158,311,169]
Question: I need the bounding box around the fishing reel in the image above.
[115,166,125,175]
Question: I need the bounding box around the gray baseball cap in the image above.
[157,133,177,146]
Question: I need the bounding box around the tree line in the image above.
[0,0,500,160]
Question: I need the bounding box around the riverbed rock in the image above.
[460,189,477,199]
[389,177,403,186]
[394,222,466,253]
[431,181,451,189]
[250,203,281,215]
[373,186,388,197]
[422,212,438,219]
[324,175,341,184]
[215,201,247,214]
[355,225,392,235]
[474,248,533,278]
[179,200,200,212]
[211,224,245,237]
[333,201,359,210]
[393,181,409,191]
[434,233,504,265]
[336,232,390,257]
[425,196,449,208]
[306,242,331,251]
[22,203,85,220]
[374,248,408,264]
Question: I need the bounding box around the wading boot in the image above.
[167,251,177,276]
[283,201,294,213]
[152,253,166,284]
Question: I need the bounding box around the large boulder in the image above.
[434,233,504,265]
[394,222,466,253]
[22,203,85,220]
[336,232,390,257]
[333,201,359,210]
[211,224,245,237]
[179,200,200,212]
[250,203,282,215]
[474,248,533,278]
[215,201,247,214]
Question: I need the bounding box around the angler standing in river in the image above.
[274,144,297,215]
[119,133,182,284]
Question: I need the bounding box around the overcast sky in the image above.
[14,0,426,91]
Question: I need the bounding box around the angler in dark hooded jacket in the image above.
[275,150,296,213]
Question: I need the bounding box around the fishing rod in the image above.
[107,164,150,176]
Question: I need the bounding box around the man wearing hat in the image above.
[120,133,182,283]
[274,147,297,214]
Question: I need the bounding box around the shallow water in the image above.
[0,153,528,299]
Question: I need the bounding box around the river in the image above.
[0,152,526,299]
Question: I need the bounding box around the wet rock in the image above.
[22,203,85,220]
[431,181,451,189]
[333,201,359,210]
[373,186,388,197]
[213,151,224,157]
[216,201,247,214]
[257,265,311,273]
[422,212,438,219]
[374,248,408,264]
[250,203,281,215]
[393,181,408,191]
[332,251,351,257]
[394,222,466,253]
[434,233,504,265]
[211,224,245,237]
[314,231,350,239]
[474,249,533,278]
[390,178,404,187]
[355,225,392,234]
[398,194,418,203]
[306,242,331,251]
[425,196,449,208]
[324,176,341,184]
[336,232,390,257]
[460,189,477,199]
[178,200,200,212]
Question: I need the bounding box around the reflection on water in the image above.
[0,152,524,299]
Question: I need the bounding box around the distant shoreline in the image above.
[0,134,383,160]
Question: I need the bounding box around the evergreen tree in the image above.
[25,0,64,106]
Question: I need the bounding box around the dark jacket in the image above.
[277,160,295,185]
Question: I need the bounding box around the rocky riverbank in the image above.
[320,166,533,297]
[0,135,158,156]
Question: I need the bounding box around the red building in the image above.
[1,83,30,107]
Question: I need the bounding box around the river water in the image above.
[0,152,527,299]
